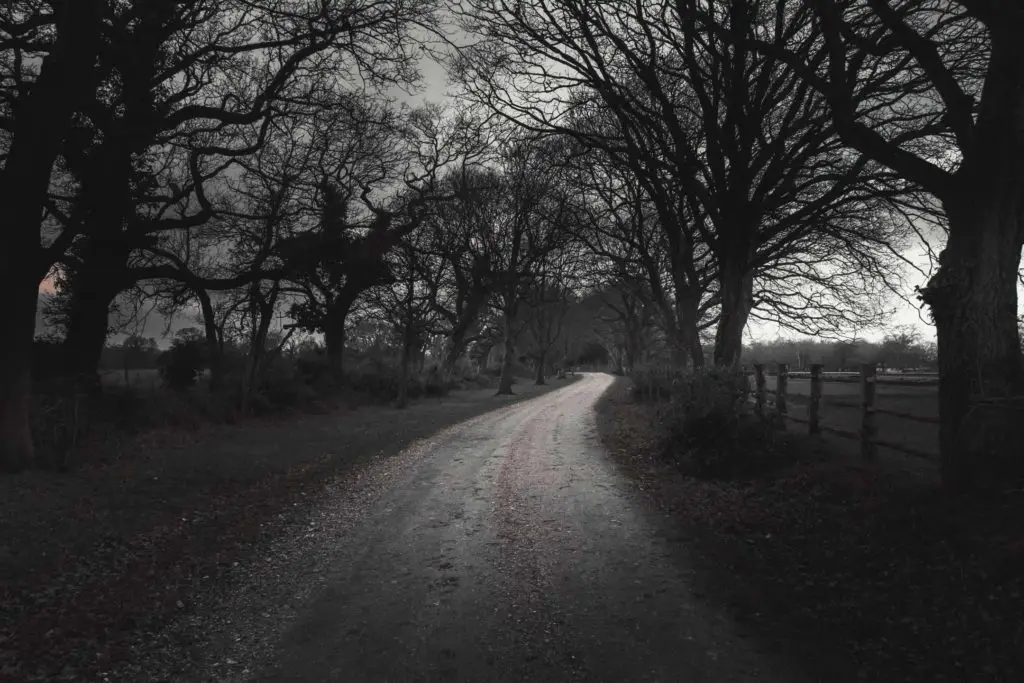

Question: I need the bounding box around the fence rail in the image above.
[751,362,939,461]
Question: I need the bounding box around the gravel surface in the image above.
[115,373,801,682]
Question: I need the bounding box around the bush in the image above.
[159,338,207,391]
[295,349,339,394]
[630,365,689,402]
[260,360,318,410]
[654,366,785,478]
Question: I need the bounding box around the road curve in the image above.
[251,373,798,683]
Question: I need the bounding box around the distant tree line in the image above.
[743,328,938,373]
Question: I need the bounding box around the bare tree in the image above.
[482,137,573,395]
[0,1,105,470]
[730,0,1021,491]
[285,104,486,374]
[419,168,502,377]
[0,0,444,469]
[519,247,580,384]
[455,0,913,371]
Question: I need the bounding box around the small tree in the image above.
[159,329,207,391]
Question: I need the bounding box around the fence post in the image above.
[753,364,766,417]
[809,363,823,435]
[860,362,877,461]
[776,363,788,416]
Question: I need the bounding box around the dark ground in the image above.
[243,372,797,683]
[2,373,806,682]
[1,377,575,681]
[6,373,1018,682]
[596,378,1024,683]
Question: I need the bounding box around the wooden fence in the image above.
[751,362,940,461]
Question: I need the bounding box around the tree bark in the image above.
[0,272,39,472]
[534,350,547,385]
[713,263,755,367]
[921,188,1024,493]
[441,289,488,377]
[442,322,475,378]
[242,296,275,412]
[197,288,224,391]
[0,0,105,470]
[61,270,122,383]
[688,336,705,370]
[324,296,355,376]
[496,311,517,395]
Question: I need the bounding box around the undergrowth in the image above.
[631,365,802,479]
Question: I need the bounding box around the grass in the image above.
[764,375,940,459]
[0,374,580,682]
[597,377,1023,683]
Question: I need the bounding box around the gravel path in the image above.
[157,374,800,683]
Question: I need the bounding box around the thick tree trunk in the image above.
[325,323,346,374]
[496,312,517,395]
[713,265,754,367]
[442,291,488,377]
[921,190,1024,493]
[324,297,355,376]
[61,278,119,383]
[0,0,105,469]
[442,326,470,378]
[0,271,39,472]
[534,350,547,385]
[674,286,705,370]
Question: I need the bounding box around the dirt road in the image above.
[202,373,794,683]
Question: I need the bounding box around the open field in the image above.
[763,376,940,460]
[782,371,939,386]
[98,368,162,389]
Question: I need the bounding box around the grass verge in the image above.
[596,377,1023,683]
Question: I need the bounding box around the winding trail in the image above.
[250,373,799,682]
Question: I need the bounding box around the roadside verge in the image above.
[0,376,579,682]
[596,376,1023,683]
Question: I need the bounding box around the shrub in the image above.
[159,338,207,391]
[295,348,339,394]
[630,365,689,402]
[655,367,775,478]
[260,359,318,410]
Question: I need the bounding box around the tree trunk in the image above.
[197,288,223,391]
[0,271,39,472]
[624,329,639,373]
[674,286,705,369]
[61,278,118,383]
[496,311,517,395]
[442,289,488,376]
[324,297,355,376]
[921,190,1024,493]
[713,265,754,367]
[689,337,705,370]
[534,350,547,385]
[0,0,105,469]
[397,327,414,409]
[442,327,470,378]
[243,302,275,411]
